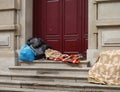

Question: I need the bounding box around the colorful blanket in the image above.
[88,50,120,85]
[45,49,81,64]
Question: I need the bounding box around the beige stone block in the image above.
[98,27,120,47]
[98,1,120,20]
[0,31,16,51]
[0,25,16,31]
[85,88,120,92]
[102,31,120,46]
[0,10,15,25]
[87,49,99,66]
[0,55,15,72]
[0,33,10,46]
[96,19,120,26]
[0,0,15,9]
[0,32,13,48]
[0,76,11,80]
[0,83,20,88]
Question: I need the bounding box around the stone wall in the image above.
[88,0,120,65]
[0,0,33,71]
[0,0,18,71]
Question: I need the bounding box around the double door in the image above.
[33,0,88,56]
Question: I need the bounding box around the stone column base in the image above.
[87,49,100,66]
[0,51,16,71]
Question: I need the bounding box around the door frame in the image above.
[33,0,88,55]
[23,0,89,56]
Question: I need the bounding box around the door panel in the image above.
[43,0,63,52]
[47,1,60,35]
[64,0,77,35]
[63,39,80,54]
[63,0,80,54]
[33,0,42,37]
[33,0,88,56]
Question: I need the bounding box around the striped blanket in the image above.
[45,49,81,64]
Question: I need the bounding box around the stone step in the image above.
[0,73,88,83]
[9,66,90,76]
[20,59,90,68]
[0,87,69,92]
[0,80,119,92]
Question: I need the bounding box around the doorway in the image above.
[33,0,88,56]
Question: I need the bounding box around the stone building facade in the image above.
[88,0,120,65]
[0,0,120,70]
[0,0,33,71]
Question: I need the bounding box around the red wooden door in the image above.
[33,0,88,56]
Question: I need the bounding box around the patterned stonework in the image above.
[88,50,120,85]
